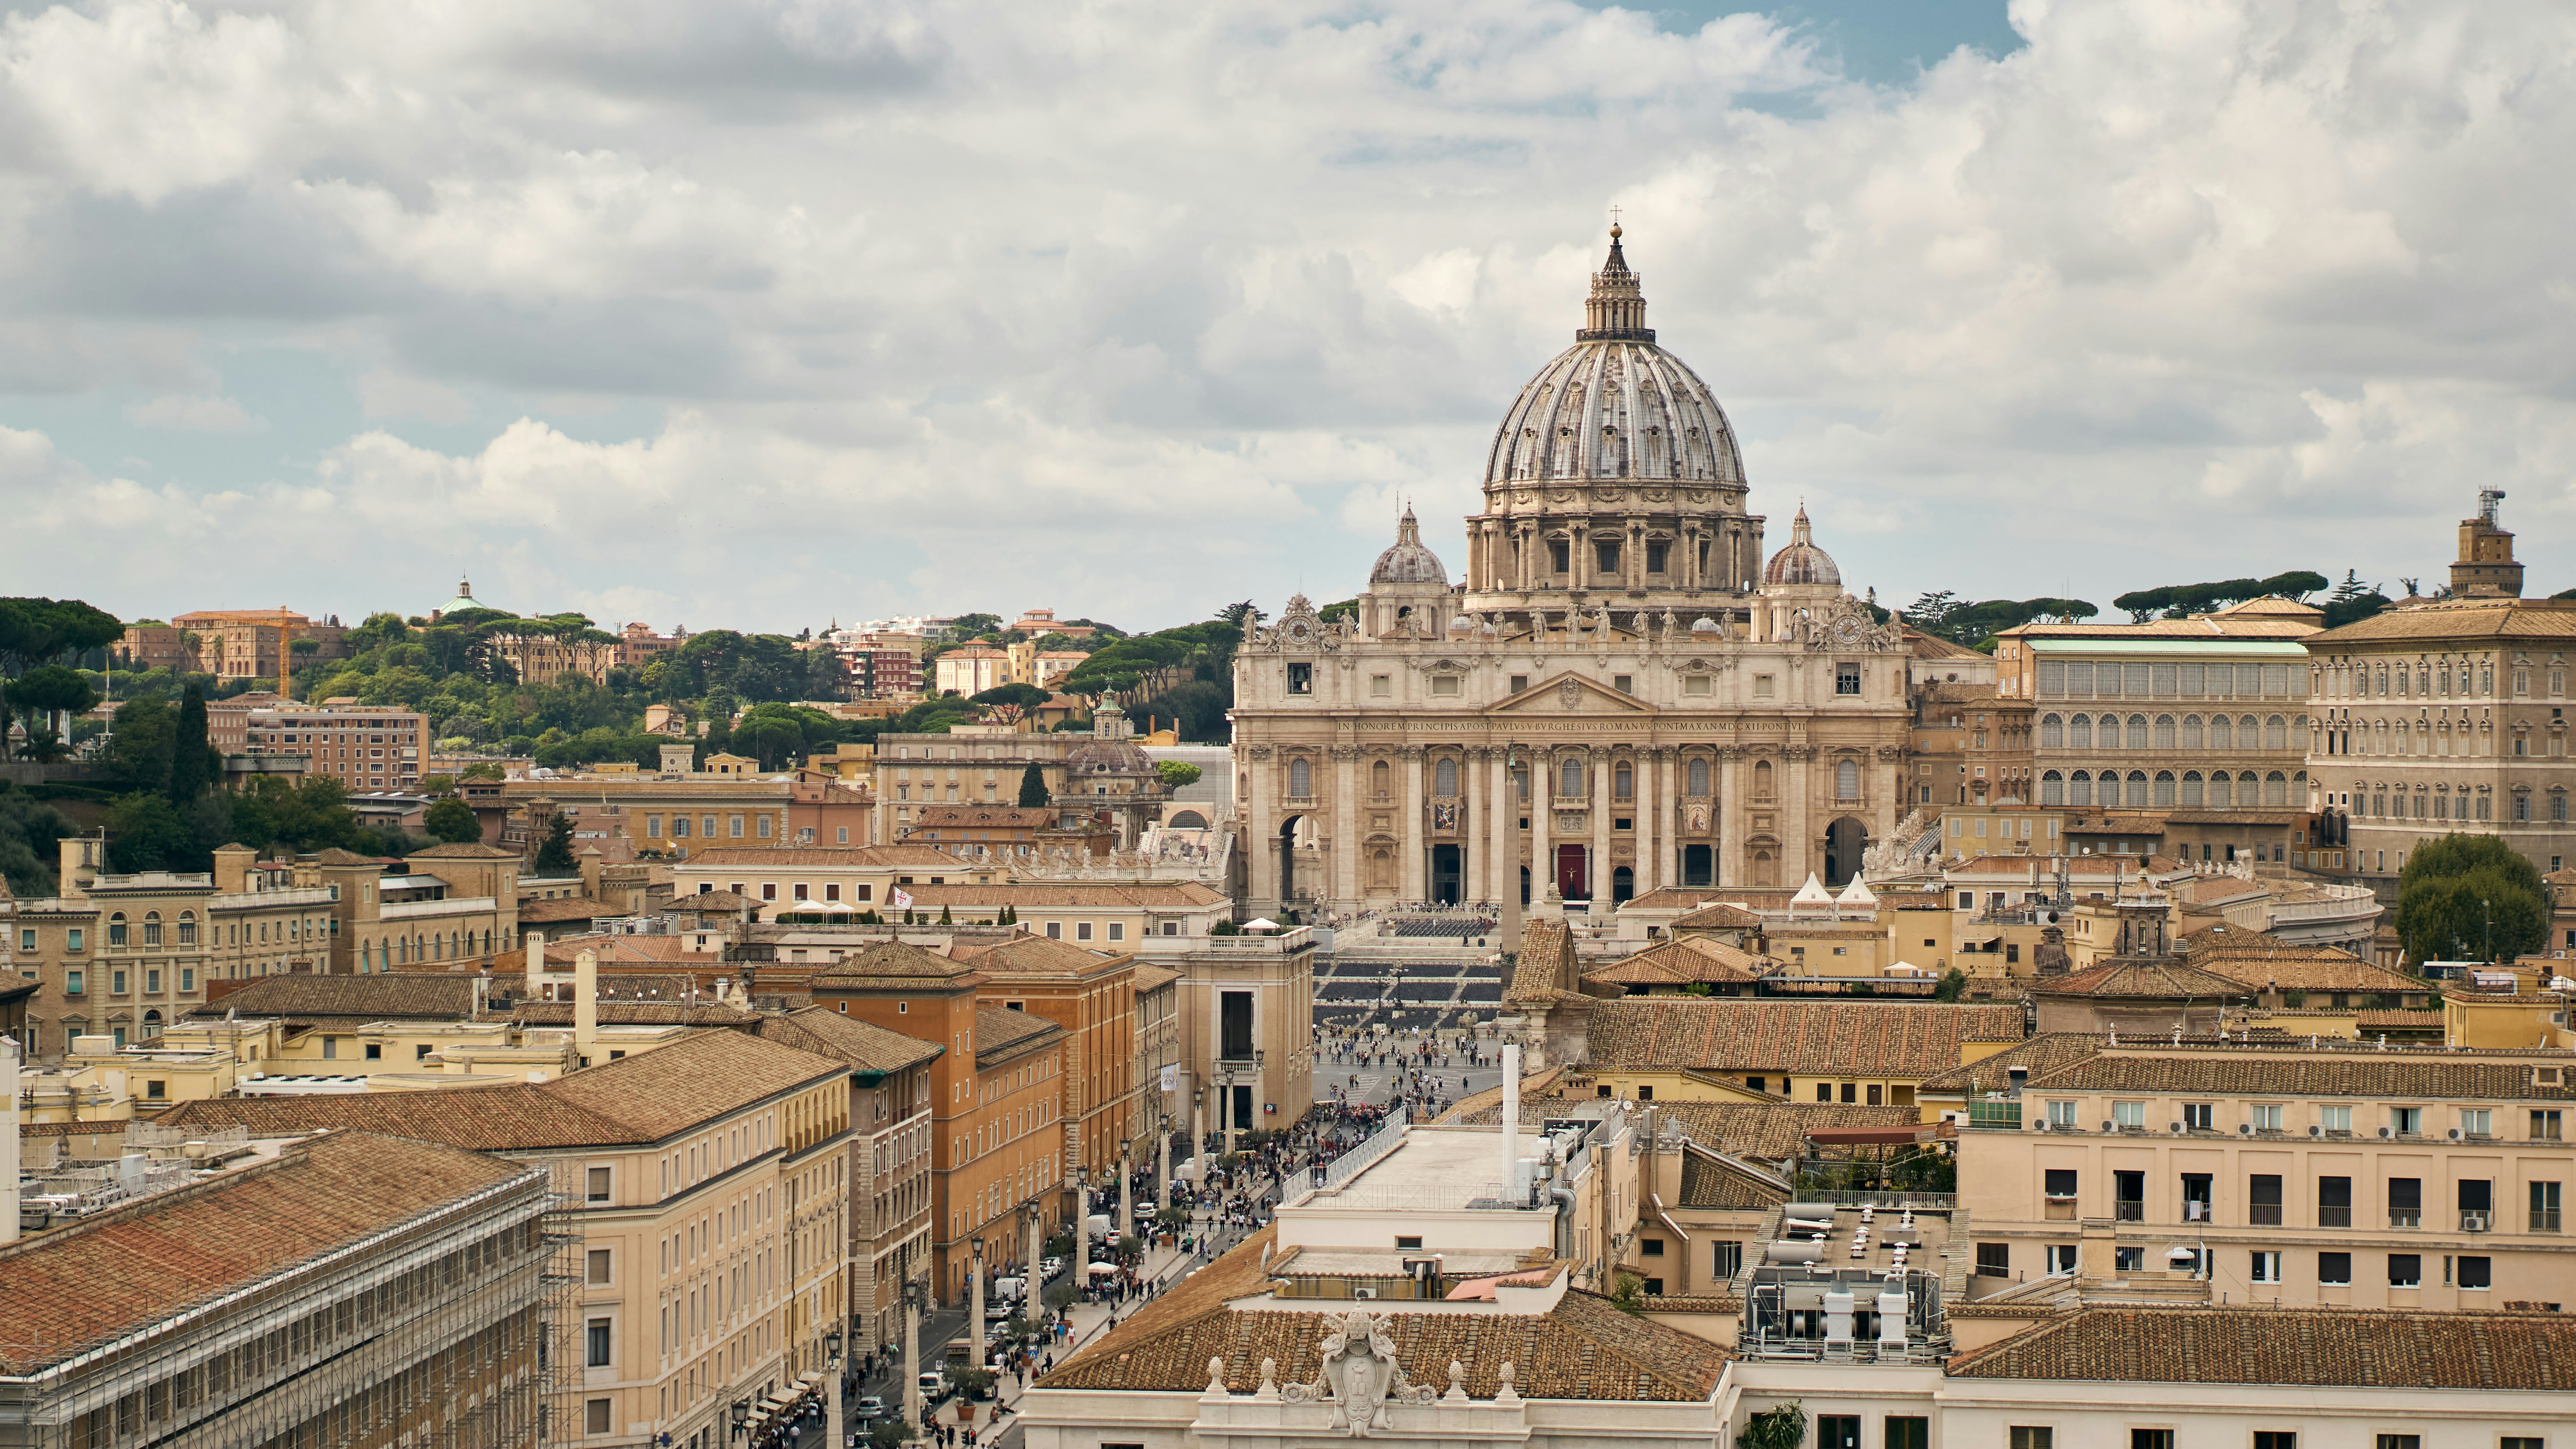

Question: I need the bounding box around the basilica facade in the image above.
[1229,229,1918,921]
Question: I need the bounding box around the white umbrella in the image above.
[1242,917,1280,933]
[1087,1262,1121,1276]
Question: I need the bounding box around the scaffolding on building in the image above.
[0,1161,560,1449]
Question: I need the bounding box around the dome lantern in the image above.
[1368,505,1448,587]
[1762,505,1841,588]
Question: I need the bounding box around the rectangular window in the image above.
[2112,1100,2144,1128]
[1107,923,1124,942]
[1712,1241,1742,1279]
[2389,1177,2421,1228]
[2536,1110,2563,1141]
[66,928,80,951]
[180,969,193,991]
[1371,675,1391,697]
[1976,1242,2010,1276]
[2251,1103,2283,1132]
[646,814,663,838]
[1815,1416,1859,1449]
[2250,1250,2281,1283]
[1683,674,1710,696]
[1883,1418,1928,1449]
[1046,922,1061,939]
[2459,1255,2491,1289]
[2532,1181,2562,1233]
[2131,1431,2174,1449]
[2182,1103,2213,1130]
[1286,662,1313,695]
[2047,1099,2078,1127]
[112,971,127,994]
[585,1318,612,1368]
[1430,676,1460,697]
[1646,541,1668,573]
[2376,1437,2420,1449]
[2318,1251,2352,1285]
[2181,1173,2213,1222]
[587,1400,612,1435]
[2392,1105,2423,1136]
[1510,674,1529,694]
[587,1249,612,1285]
[1076,921,1093,942]
[2321,1105,2353,1135]
[2319,1176,2353,1228]
[1835,664,1861,695]
[2113,1170,2144,1221]
[585,1167,612,1203]
[2250,1174,2283,1226]
[2387,1254,2422,1287]
[2009,1431,2053,1449]
[2253,1434,2297,1449]
[64,969,82,994]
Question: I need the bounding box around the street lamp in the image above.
[729,1397,751,1442]
[824,1327,846,1449]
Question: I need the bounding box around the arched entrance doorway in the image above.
[1555,844,1588,902]
[1430,844,1465,905]
[1611,866,1634,904]
[1682,844,1713,887]
[1277,815,1305,903]
[1824,816,1869,887]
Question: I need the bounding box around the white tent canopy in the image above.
[1241,917,1281,933]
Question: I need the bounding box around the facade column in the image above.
[1532,752,1553,904]
[1636,746,1658,894]
[1486,748,1511,905]
[1718,748,1744,886]
[1244,746,1276,910]
[1331,745,1359,907]
[1591,752,1613,914]
[1658,746,1680,891]
[1400,746,1426,906]
[1785,744,1814,884]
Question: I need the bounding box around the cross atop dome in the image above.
[1578,222,1652,342]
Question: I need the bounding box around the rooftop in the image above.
[1950,1304,2576,1390]
[1584,998,2026,1076]
[187,973,480,1023]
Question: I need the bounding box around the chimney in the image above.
[575,949,598,1067]
[1500,1042,1522,1202]
[525,930,546,997]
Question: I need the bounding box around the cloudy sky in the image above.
[3,0,2571,635]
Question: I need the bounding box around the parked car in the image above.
[1040,1255,1065,1280]
[854,1397,888,1423]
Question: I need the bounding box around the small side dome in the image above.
[1447,614,1473,635]
[1369,506,1448,586]
[1763,505,1841,587]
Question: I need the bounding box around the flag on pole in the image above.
[890,887,914,911]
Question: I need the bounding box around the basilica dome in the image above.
[1369,506,1447,586]
[1481,227,1743,488]
[1762,506,1840,587]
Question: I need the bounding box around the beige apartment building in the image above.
[235,699,431,790]
[164,607,352,683]
[0,1130,552,1449]
[749,1008,943,1354]
[484,769,877,862]
[162,1028,854,1449]
[671,844,1002,916]
[1168,926,1318,1136]
[875,720,1171,846]
[2306,495,2576,889]
[1957,1037,2576,1311]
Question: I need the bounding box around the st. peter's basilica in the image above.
[1228,228,1937,923]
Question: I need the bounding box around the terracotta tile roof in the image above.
[754,1007,943,1074]
[1584,999,2026,1076]
[182,973,479,1023]
[1676,1145,1790,1209]
[685,845,954,868]
[1504,919,1581,1006]
[538,934,717,968]
[1671,902,1765,931]
[671,890,756,913]
[161,1030,847,1148]
[1947,1305,2576,1389]
[2029,959,2255,999]
[520,895,617,924]
[915,806,1053,828]
[306,847,385,867]
[0,1131,533,1375]
[976,1005,1064,1065]
[1583,937,1770,989]
[2187,936,2423,995]
[1041,1227,1725,1401]
[1905,629,1991,661]
[1130,963,1182,992]
[969,933,1132,978]
[1914,1034,2106,1097]
[513,1001,758,1026]
[2025,1047,2576,1102]
[812,940,983,989]
[407,842,519,859]
[1995,616,2319,640]
[2307,597,2576,646]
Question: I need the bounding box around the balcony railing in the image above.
[2389,1211,2420,1229]
[2318,1205,2352,1228]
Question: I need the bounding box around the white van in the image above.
[989,1275,1027,1303]
[918,1370,947,1400]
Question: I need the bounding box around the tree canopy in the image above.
[2111,571,2331,623]
[1900,593,2099,648]
[2394,833,2548,964]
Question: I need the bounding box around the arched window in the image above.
[1613,762,1633,801]
[1835,759,1860,800]
[2264,715,2288,751]
[1753,759,1774,799]
[108,913,127,947]
[1560,756,1587,798]
[2041,714,2064,749]
[1688,757,1710,796]
[2209,715,2232,749]
[2069,714,2093,748]
[2238,714,2260,744]
[176,913,197,945]
[2070,771,2093,807]
[141,1010,162,1039]
[1288,757,1312,798]
[2126,715,2149,749]
[2153,715,2175,749]
[2209,771,2232,807]
[142,912,163,947]
[2153,771,2175,806]
[2265,770,2288,807]
[2099,772,2121,807]
[1371,760,1391,799]
[2182,714,2204,749]
[2180,770,2204,806]
[2040,770,2065,806]
[1434,757,1459,796]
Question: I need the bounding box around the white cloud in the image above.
[3,0,2575,628]
[124,394,266,431]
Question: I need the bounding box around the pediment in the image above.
[1489,671,1657,715]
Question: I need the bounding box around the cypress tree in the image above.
[166,684,214,804]
[1017,763,1048,807]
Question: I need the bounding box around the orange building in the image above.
[168,608,352,683]
[808,942,1069,1302]
[955,934,1146,1187]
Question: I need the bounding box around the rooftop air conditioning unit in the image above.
[2308,1125,2323,1137]
[2169,1122,2183,1134]
[2103,1121,2117,1133]
[2237,1124,2253,1136]
[2463,1212,2491,1233]
[2448,1129,2463,1141]
[2379,1127,2394,1139]
[1352,1287,1378,1299]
